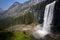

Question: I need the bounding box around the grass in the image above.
[0,30,36,40]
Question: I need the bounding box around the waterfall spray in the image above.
[38,1,56,38]
[32,1,56,39]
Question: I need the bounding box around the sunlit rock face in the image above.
[51,0,60,34]
[0,0,45,19]
[29,0,45,5]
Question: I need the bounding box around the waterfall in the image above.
[38,1,56,37]
[32,1,56,39]
[36,1,56,38]
[43,1,56,33]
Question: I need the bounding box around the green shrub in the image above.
[0,31,36,40]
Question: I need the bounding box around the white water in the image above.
[32,1,56,39]
[43,1,56,33]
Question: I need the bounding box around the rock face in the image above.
[51,0,60,34]
[32,1,60,39]
[34,9,44,24]
[0,0,45,19]
[2,2,22,18]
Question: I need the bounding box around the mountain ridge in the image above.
[0,0,45,19]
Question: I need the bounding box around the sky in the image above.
[0,0,29,10]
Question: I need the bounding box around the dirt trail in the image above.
[5,24,34,32]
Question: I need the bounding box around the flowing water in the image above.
[43,1,56,33]
[32,1,56,39]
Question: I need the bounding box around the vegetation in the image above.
[12,11,34,25]
[0,0,55,29]
[0,0,60,40]
[0,30,36,40]
[32,0,55,10]
[31,0,55,24]
[0,11,34,29]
